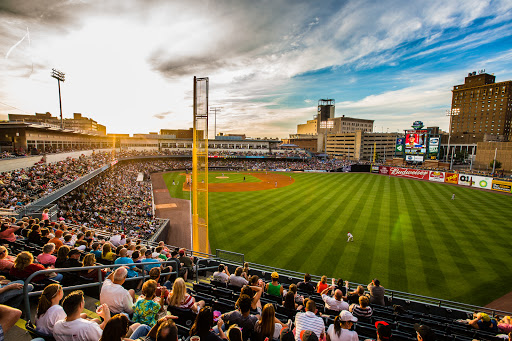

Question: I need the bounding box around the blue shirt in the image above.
[114,257,138,278]
[91,250,102,259]
[141,258,161,272]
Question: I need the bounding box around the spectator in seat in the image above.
[28,224,42,244]
[35,283,65,335]
[321,285,349,312]
[63,249,83,268]
[297,273,315,293]
[229,267,249,288]
[10,251,62,282]
[55,245,70,268]
[133,279,164,327]
[53,290,111,341]
[99,313,151,341]
[349,296,372,319]
[49,230,64,251]
[283,291,303,312]
[241,282,263,311]
[266,272,284,297]
[213,264,230,283]
[414,323,435,341]
[90,242,102,260]
[498,316,512,334]
[367,279,385,306]
[40,228,51,245]
[149,268,171,298]
[227,325,243,341]
[102,243,116,262]
[334,279,349,297]
[37,243,57,267]
[253,303,289,341]
[346,286,365,305]
[114,248,141,279]
[467,312,499,333]
[0,304,22,338]
[0,221,23,243]
[167,277,205,313]
[100,267,135,315]
[294,299,325,341]
[0,246,15,272]
[179,248,195,281]
[326,310,358,341]
[218,294,258,341]
[316,276,328,294]
[190,306,226,340]
[81,254,108,281]
[242,262,250,279]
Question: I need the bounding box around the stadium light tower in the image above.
[51,68,65,129]
[445,108,459,165]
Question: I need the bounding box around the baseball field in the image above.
[162,171,512,306]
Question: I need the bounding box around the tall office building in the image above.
[450,72,512,142]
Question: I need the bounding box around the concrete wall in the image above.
[0,148,114,173]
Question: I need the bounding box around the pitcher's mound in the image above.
[216,176,229,179]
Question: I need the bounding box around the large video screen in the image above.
[405,130,427,155]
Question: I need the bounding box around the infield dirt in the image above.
[182,172,295,192]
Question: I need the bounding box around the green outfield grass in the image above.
[164,171,512,306]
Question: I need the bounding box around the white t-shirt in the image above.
[53,318,103,341]
[327,324,359,341]
[100,279,134,314]
[35,305,67,335]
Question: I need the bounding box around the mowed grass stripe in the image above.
[401,177,447,297]
[386,177,409,294]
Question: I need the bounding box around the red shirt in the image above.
[10,263,46,282]
[317,282,329,293]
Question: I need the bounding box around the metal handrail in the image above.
[23,259,179,324]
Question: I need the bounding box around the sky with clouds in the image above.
[1,0,512,138]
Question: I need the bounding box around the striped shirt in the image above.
[350,305,373,319]
[294,311,325,341]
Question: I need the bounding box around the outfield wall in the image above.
[378,166,511,194]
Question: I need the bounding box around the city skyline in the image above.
[1,0,512,138]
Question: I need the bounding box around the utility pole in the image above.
[210,107,221,138]
[51,68,65,129]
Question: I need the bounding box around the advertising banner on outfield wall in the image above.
[379,166,389,175]
[389,167,429,180]
[470,175,493,189]
[371,165,380,173]
[491,180,512,193]
[458,174,474,186]
[428,171,445,182]
[444,173,458,184]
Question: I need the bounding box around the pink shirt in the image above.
[0,255,15,271]
[0,227,18,242]
[37,253,57,266]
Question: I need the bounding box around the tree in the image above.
[490,160,502,169]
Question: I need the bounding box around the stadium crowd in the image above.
[0,152,112,210]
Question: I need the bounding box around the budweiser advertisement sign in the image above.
[389,167,429,180]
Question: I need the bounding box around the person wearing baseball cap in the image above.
[375,321,392,341]
[266,272,284,297]
[414,324,435,341]
[326,310,358,341]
